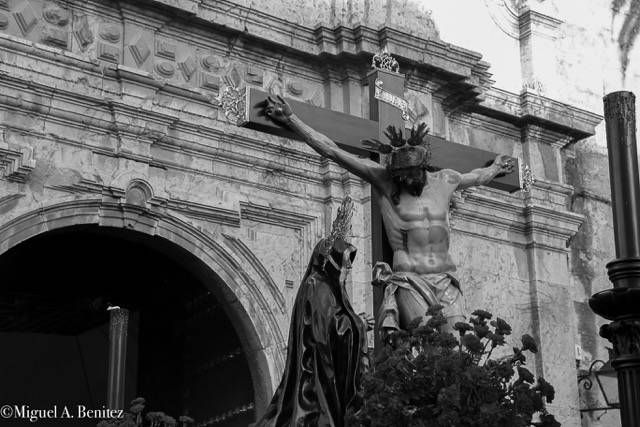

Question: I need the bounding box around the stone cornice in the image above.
[132,0,493,107]
[0,71,332,188]
[451,185,584,251]
[521,124,573,148]
[0,143,35,183]
[523,203,585,247]
[166,199,240,227]
[239,201,318,231]
[0,2,602,143]
[518,8,564,41]
[140,0,599,140]
[479,88,603,140]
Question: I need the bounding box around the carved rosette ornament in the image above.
[520,163,535,194]
[215,82,246,126]
[372,49,400,73]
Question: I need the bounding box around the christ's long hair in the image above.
[390,166,439,204]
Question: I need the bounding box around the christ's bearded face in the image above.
[393,167,427,197]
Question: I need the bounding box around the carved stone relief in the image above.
[74,15,94,51]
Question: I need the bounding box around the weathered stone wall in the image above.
[0,0,628,425]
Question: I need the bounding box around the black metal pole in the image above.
[590,91,640,427]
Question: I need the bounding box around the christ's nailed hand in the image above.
[262,95,293,126]
[494,154,515,176]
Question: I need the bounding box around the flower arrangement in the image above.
[348,306,559,427]
[96,398,194,427]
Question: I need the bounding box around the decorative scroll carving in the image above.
[601,319,640,357]
[373,78,411,121]
[215,82,246,125]
[520,163,535,194]
[372,49,399,73]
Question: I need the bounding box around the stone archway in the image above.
[0,198,286,415]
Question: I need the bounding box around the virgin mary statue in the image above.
[255,197,369,427]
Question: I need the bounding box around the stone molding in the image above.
[518,8,564,41]
[0,61,584,254]
[451,185,583,252]
[0,3,601,142]
[521,124,573,149]
[44,178,238,230]
[0,197,287,405]
[0,72,339,202]
[0,0,593,257]
[0,143,35,183]
[222,232,286,314]
[239,201,321,266]
[166,199,241,227]
[481,88,603,140]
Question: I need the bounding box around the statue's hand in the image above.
[493,154,515,176]
[372,261,393,285]
[264,95,293,126]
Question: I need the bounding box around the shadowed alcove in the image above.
[0,225,256,426]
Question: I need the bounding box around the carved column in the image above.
[590,91,640,427]
[107,307,129,410]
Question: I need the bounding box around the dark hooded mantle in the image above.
[255,239,368,427]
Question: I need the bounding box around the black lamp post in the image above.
[590,91,640,427]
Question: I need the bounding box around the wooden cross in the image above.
[239,75,521,193]
[235,54,520,328]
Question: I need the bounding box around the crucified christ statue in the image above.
[264,96,515,334]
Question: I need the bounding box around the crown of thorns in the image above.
[362,123,432,171]
[362,123,431,153]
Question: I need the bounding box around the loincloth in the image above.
[373,261,464,332]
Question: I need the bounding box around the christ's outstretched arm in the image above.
[264,96,387,189]
[455,154,515,190]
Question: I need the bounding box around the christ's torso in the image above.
[378,170,459,274]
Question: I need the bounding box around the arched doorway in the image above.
[0,223,269,426]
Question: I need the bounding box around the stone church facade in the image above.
[0,0,631,426]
